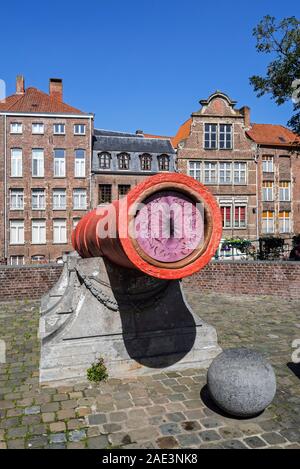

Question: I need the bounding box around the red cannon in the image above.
[72,173,222,280]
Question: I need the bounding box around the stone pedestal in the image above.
[39,254,221,385]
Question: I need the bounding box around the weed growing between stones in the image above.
[87,358,108,383]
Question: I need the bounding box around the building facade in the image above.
[0,76,93,265]
[91,129,176,207]
[152,91,299,252]
[172,92,258,244]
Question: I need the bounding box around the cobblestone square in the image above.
[0,291,299,449]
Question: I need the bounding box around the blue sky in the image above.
[0,0,298,135]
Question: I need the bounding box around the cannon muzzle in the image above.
[72,173,222,280]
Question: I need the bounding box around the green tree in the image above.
[250,15,300,135]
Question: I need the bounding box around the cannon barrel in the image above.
[72,173,222,280]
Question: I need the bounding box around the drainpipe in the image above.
[4,114,7,261]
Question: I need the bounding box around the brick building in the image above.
[149,91,300,251]
[0,76,93,265]
[247,124,300,238]
[91,129,176,206]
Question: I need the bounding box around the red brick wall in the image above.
[0,264,63,302]
[0,261,299,303]
[183,261,300,299]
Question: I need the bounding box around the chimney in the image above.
[16,75,25,95]
[49,78,63,102]
[241,106,250,128]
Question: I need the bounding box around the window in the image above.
[188,161,201,181]
[118,185,131,199]
[279,181,291,202]
[279,211,291,233]
[10,123,22,134]
[73,218,81,229]
[73,189,87,209]
[10,189,24,210]
[32,123,44,134]
[74,124,86,135]
[53,219,67,244]
[234,206,246,228]
[74,149,86,177]
[32,219,46,244]
[118,153,130,170]
[54,123,65,135]
[32,149,44,177]
[219,124,232,149]
[234,162,247,184]
[158,154,170,171]
[10,256,24,266]
[262,156,274,173]
[204,162,217,184]
[204,124,217,149]
[99,185,112,204]
[11,149,22,177]
[99,152,111,169]
[31,255,46,264]
[32,189,45,210]
[219,162,232,184]
[140,154,152,171]
[262,181,274,202]
[53,189,66,210]
[10,220,24,245]
[221,206,232,228]
[54,149,66,177]
[262,211,274,234]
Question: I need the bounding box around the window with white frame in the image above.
[118,153,130,170]
[279,211,291,233]
[10,189,24,210]
[53,189,66,210]
[262,156,274,173]
[262,181,274,202]
[262,211,274,234]
[53,219,67,244]
[53,123,65,135]
[221,206,232,228]
[234,162,246,184]
[219,124,232,149]
[10,220,24,245]
[32,189,45,210]
[204,124,217,149]
[99,152,111,169]
[219,162,232,184]
[54,149,66,177]
[10,255,25,266]
[74,124,86,135]
[279,181,291,202]
[32,219,46,244]
[234,206,246,228]
[74,149,86,177]
[11,149,22,177]
[32,149,44,177]
[204,162,217,184]
[73,218,81,229]
[32,123,44,134]
[188,161,201,181]
[73,189,87,209]
[10,123,22,134]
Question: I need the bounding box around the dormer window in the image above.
[118,153,130,170]
[158,154,169,172]
[98,152,111,169]
[140,153,152,171]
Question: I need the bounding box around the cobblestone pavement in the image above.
[0,292,299,450]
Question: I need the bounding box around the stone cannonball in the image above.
[207,348,276,417]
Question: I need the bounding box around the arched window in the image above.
[98,152,111,169]
[140,153,152,171]
[158,154,170,171]
[118,153,130,170]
